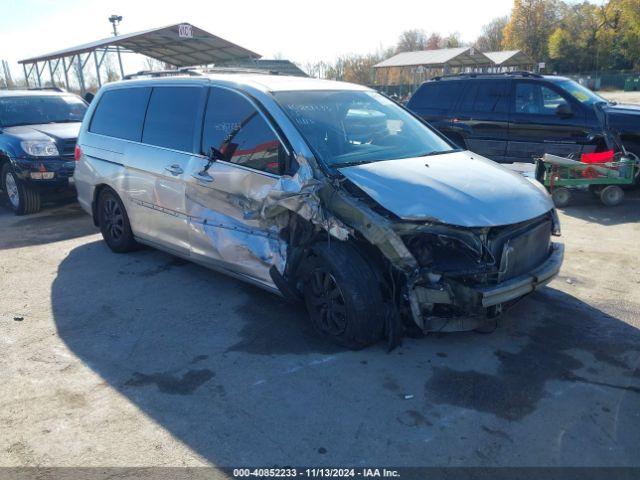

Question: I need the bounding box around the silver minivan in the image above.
[75,71,563,349]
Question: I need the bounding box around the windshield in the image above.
[273,90,453,168]
[0,95,87,127]
[555,79,608,106]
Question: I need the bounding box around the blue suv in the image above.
[0,89,87,214]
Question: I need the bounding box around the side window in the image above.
[514,82,567,115]
[90,88,151,141]
[459,81,509,113]
[541,86,565,112]
[142,86,203,152]
[408,82,465,111]
[202,87,286,175]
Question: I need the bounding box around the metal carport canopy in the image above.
[373,47,492,69]
[18,23,261,67]
[483,50,534,67]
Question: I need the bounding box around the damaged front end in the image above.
[397,213,563,332]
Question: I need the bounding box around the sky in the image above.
[1,0,516,81]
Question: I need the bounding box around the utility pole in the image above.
[109,15,125,79]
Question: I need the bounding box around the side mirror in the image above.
[555,102,572,118]
[83,92,95,104]
[199,146,224,175]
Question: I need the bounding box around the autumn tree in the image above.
[503,0,562,60]
[476,16,509,51]
[396,29,428,52]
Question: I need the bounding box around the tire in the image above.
[97,188,138,253]
[600,185,624,207]
[1,163,40,215]
[302,241,386,349]
[551,187,571,208]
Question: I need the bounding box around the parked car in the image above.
[75,71,563,349]
[0,89,87,214]
[407,72,640,163]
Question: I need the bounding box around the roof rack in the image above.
[123,67,203,80]
[27,86,66,92]
[123,66,280,80]
[432,71,543,81]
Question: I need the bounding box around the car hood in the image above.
[3,123,81,142]
[338,151,553,227]
[602,103,640,116]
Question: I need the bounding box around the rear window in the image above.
[89,87,151,141]
[408,82,465,111]
[459,80,509,113]
[142,87,203,152]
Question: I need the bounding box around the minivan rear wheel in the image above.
[302,241,386,349]
[97,188,138,253]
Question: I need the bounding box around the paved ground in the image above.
[601,90,640,105]
[1,190,639,468]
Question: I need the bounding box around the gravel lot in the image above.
[1,188,639,469]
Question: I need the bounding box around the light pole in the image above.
[109,15,125,79]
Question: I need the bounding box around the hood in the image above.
[338,151,553,227]
[3,122,81,142]
[601,102,640,116]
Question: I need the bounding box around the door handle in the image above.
[191,171,214,183]
[164,164,183,175]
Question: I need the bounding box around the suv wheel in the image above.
[1,163,40,215]
[302,241,386,349]
[97,188,138,253]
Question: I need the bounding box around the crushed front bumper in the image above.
[411,242,564,332]
[476,242,564,308]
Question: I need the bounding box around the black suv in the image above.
[0,89,87,214]
[407,72,640,163]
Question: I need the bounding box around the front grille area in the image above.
[403,213,553,285]
[58,139,77,159]
[496,219,551,281]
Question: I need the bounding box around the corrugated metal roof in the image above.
[19,23,260,66]
[373,47,492,68]
[483,50,534,66]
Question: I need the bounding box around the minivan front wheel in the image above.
[1,164,41,215]
[97,188,137,253]
[303,241,386,349]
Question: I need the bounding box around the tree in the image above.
[442,32,463,48]
[425,33,443,50]
[396,29,427,52]
[503,0,562,61]
[475,16,508,51]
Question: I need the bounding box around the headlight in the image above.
[20,140,59,157]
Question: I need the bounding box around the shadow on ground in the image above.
[558,188,640,226]
[50,241,640,466]
[0,201,97,250]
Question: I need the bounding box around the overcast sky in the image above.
[2,0,516,79]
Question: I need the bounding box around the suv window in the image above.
[142,87,203,152]
[90,87,151,141]
[408,82,465,111]
[202,87,285,175]
[514,82,568,115]
[459,80,509,113]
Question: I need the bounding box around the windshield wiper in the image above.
[332,160,374,168]
[420,149,460,157]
